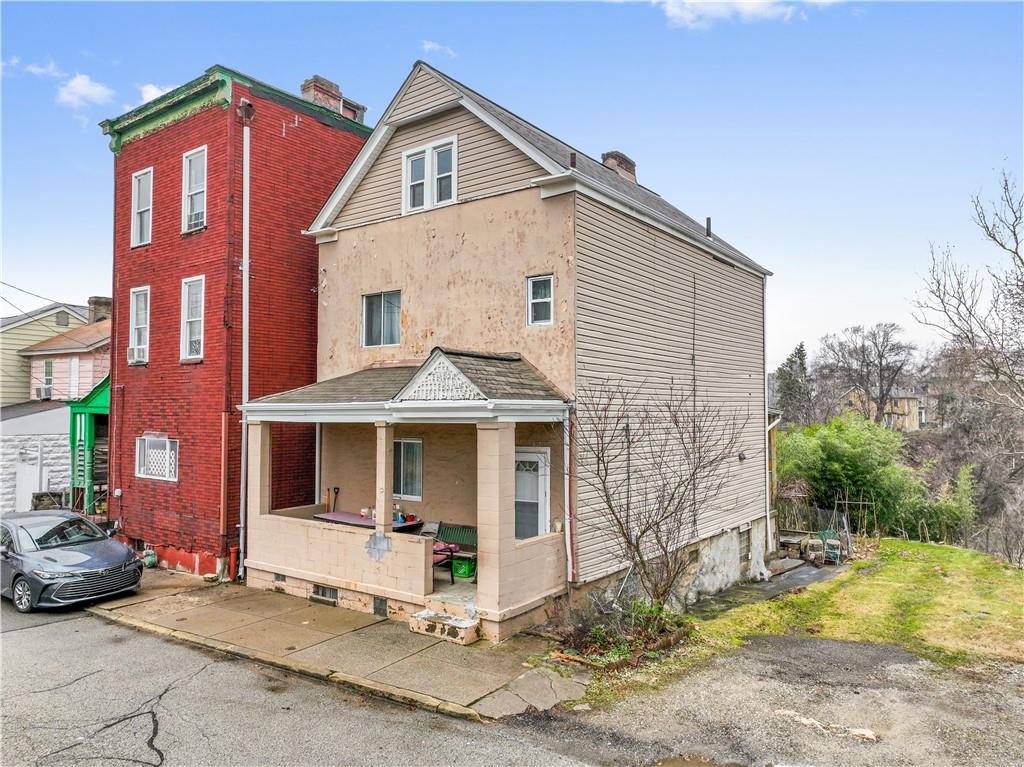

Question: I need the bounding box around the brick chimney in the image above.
[601,151,637,183]
[88,296,112,323]
[301,75,342,113]
[300,75,367,125]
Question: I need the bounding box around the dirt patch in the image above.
[504,636,1024,766]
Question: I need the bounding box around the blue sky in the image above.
[2,1,1021,367]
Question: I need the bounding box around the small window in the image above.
[514,449,550,539]
[129,287,150,363]
[43,359,54,387]
[362,290,401,346]
[180,276,204,360]
[274,573,286,583]
[182,146,207,231]
[135,435,179,482]
[131,168,153,247]
[393,438,423,501]
[402,136,457,214]
[55,311,69,327]
[313,584,338,601]
[527,275,553,326]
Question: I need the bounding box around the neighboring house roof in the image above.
[18,319,111,356]
[0,399,66,421]
[0,302,88,332]
[256,366,419,405]
[309,61,770,277]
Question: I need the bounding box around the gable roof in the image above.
[19,319,111,356]
[1,303,89,331]
[309,62,770,277]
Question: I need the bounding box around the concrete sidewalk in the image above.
[87,570,587,720]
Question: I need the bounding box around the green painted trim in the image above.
[100,64,371,153]
[68,375,110,415]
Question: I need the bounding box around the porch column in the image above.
[374,421,394,533]
[247,420,272,517]
[476,421,516,616]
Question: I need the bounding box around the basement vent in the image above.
[312,584,338,601]
[274,573,286,583]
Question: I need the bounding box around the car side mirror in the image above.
[106,528,117,537]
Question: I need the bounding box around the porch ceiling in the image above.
[241,348,569,424]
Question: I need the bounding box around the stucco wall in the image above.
[319,421,565,531]
[317,188,576,395]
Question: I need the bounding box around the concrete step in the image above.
[409,609,480,645]
[424,595,476,620]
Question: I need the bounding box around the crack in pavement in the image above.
[31,659,223,767]
[22,670,103,696]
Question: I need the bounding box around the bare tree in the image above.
[916,170,1024,415]
[573,379,748,610]
[817,323,917,423]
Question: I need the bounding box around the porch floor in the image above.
[89,571,587,718]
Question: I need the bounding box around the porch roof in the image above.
[242,348,569,423]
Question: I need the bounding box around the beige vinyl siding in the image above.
[573,195,766,583]
[0,311,87,406]
[332,106,543,230]
[388,68,458,122]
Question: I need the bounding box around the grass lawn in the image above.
[584,539,1024,706]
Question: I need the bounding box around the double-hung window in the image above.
[362,290,401,346]
[527,275,553,326]
[393,438,423,501]
[180,276,204,360]
[128,286,150,364]
[135,435,179,482]
[42,360,54,397]
[402,136,457,214]
[182,146,207,231]
[131,168,153,247]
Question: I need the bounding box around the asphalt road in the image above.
[0,602,588,767]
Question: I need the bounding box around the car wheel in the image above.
[12,577,33,613]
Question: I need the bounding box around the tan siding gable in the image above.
[332,107,543,230]
[389,68,458,122]
[573,195,766,582]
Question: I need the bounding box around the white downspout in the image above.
[238,100,253,579]
[314,422,322,504]
[762,274,772,555]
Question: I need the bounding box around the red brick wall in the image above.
[109,81,366,569]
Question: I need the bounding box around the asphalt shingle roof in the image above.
[1,303,89,329]
[250,348,565,406]
[19,320,111,354]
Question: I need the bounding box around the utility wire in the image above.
[0,280,86,309]
[0,295,97,351]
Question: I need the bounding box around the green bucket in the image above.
[453,556,477,579]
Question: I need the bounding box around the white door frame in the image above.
[514,446,551,538]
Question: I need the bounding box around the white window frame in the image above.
[181,145,207,232]
[526,274,554,327]
[361,290,402,347]
[128,286,150,364]
[401,135,458,215]
[514,447,551,540]
[393,438,423,502]
[69,356,80,398]
[135,435,179,482]
[43,359,54,388]
[130,167,153,247]
[179,275,205,360]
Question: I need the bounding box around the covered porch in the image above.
[241,348,570,641]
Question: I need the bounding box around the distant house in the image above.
[240,62,772,642]
[0,302,89,406]
[842,385,924,432]
[19,318,111,402]
[0,298,112,513]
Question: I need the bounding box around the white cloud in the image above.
[421,40,457,58]
[56,73,114,109]
[24,59,66,78]
[657,1,836,29]
[137,83,174,104]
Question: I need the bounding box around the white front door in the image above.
[514,448,550,540]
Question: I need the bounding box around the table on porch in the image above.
[312,509,425,533]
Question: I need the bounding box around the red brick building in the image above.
[101,66,370,575]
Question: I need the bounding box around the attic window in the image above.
[402,136,457,214]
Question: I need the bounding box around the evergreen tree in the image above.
[775,342,812,425]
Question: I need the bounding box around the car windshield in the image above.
[17,517,106,550]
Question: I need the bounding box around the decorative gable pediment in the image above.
[397,353,485,402]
